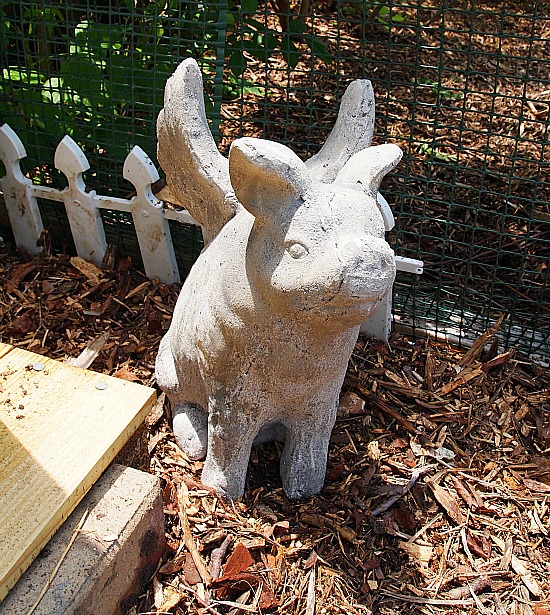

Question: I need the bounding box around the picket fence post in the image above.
[123,146,180,284]
[0,124,44,254]
[54,136,107,266]
[0,125,184,284]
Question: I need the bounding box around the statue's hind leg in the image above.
[172,402,208,459]
[280,403,336,499]
[155,334,208,459]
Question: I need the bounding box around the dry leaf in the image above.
[113,366,140,381]
[304,550,319,569]
[222,542,254,577]
[338,391,365,417]
[8,262,37,289]
[158,586,184,611]
[465,531,490,559]
[428,482,466,525]
[210,572,278,609]
[70,256,104,284]
[336,524,356,543]
[300,513,326,529]
[7,311,35,336]
[451,476,477,510]
[159,553,186,575]
[398,541,433,576]
[184,552,202,585]
[394,508,417,532]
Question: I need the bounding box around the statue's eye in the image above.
[286,242,309,259]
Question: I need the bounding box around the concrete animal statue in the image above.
[155,58,402,500]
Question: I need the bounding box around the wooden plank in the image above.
[0,342,156,600]
[0,344,11,360]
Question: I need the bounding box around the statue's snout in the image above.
[335,235,396,298]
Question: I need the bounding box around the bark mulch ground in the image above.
[1,6,548,614]
[1,250,548,615]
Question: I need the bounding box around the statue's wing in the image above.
[307,79,399,231]
[157,58,239,242]
[305,79,376,184]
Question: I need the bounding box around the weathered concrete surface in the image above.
[0,464,165,615]
[155,58,402,501]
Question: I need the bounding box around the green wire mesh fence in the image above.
[1,1,549,361]
[0,0,227,191]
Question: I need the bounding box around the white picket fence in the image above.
[0,122,424,341]
[0,123,201,284]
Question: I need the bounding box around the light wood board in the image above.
[0,343,156,600]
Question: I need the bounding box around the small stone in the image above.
[338,391,365,418]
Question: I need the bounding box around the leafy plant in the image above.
[417,77,463,102]
[223,73,265,99]
[1,1,219,177]
[0,0,332,191]
[377,4,404,27]
[367,1,405,30]
[417,140,460,163]
[225,0,331,77]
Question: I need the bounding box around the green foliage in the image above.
[417,77,463,102]
[225,1,331,77]
[0,1,331,165]
[2,6,171,158]
[416,140,459,163]
[223,73,265,99]
[376,4,404,28]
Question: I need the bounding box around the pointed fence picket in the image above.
[0,123,423,341]
[0,124,201,284]
[0,124,44,255]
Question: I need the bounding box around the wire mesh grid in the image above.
[0,0,227,192]
[0,1,548,359]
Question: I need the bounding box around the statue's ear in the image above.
[229,137,312,221]
[334,144,402,195]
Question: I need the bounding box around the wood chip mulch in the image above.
[1,249,549,615]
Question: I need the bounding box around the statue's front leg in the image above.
[172,402,208,460]
[279,410,336,499]
[201,402,262,500]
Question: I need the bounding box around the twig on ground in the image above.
[378,588,474,606]
[371,465,435,517]
[25,509,89,615]
[210,534,235,581]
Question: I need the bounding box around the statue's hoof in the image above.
[172,403,208,460]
